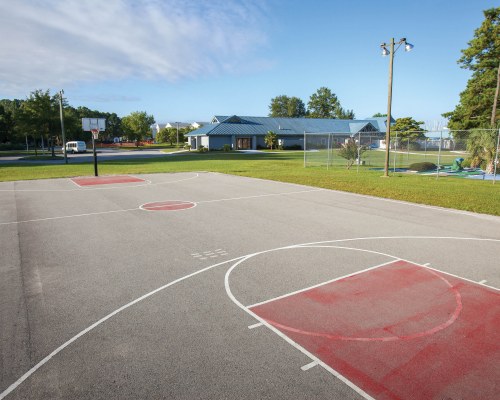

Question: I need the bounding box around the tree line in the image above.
[268,87,355,119]
[0,89,157,147]
[269,88,425,140]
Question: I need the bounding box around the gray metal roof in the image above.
[189,115,386,137]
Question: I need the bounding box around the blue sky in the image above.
[0,0,498,127]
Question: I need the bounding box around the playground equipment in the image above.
[451,157,464,171]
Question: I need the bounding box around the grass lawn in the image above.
[0,151,498,216]
[0,150,59,157]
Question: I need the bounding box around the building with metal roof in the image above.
[186,115,391,150]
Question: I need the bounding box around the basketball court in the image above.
[1,172,499,399]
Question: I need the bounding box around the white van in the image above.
[64,141,87,154]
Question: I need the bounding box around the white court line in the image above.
[248,322,264,329]
[0,207,141,226]
[0,173,199,192]
[138,201,198,212]
[323,187,500,220]
[2,236,499,399]
[301,361,319,371]
[225,237,500,400]
[71,177,153,189]
[423,267,499,292]
[479,279,488,284]
[69,178,82,188]
[213,172,500,221]
[0,255,246,400]
[0,188,323,225]
[224,252,376,400]
[248,255,399,309]
[196,188,324,205]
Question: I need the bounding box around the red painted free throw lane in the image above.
[72,176,145,186]
[141,201,196,211]
[250,260,500,400]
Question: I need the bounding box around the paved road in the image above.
[1,172,499,399]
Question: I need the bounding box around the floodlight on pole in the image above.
[380,38,413,177]
[59,89,68,164]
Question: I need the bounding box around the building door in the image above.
[237,137,252,150]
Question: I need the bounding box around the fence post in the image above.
[303,131,306,168]
[393,131,398,172]
[436,130,443,179]
[493,128,499,184]
[328,133,333,165]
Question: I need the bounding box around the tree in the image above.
[338,139,366,169]
[0,99,22,143]
[444,7,500,129]
[307,87,354,119]
[286,97,307,118]
[121,111,155,143]
[372,113,387,118]
[17,90,60,152]
[166,127,178,146]
[337,107,355,119]
[156,127,169,144]
[60,105,83,142]
[0,105,14,143]
[104,113,122,138]
[392,117,425,140]
[466,129,497,173]
[269,95,306,117]
[264,130,278,150]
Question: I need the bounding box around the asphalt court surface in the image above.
[1,172,499,399]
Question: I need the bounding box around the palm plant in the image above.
[466,129,497,173]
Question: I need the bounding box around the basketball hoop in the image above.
[91,129,99,140]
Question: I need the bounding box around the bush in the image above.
[283,144,302,150]
[0,143,25,150]
[222,144,231,152]
[198,145,208,153]
[409,162,437,172]
[461,158,472,168]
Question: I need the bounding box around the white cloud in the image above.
[0,0,270,95]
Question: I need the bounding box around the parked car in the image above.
[63,141,87,154]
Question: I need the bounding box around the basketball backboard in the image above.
[82,118,106,132]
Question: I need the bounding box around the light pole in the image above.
[176,122,179,148]
[59,89,68,164]
[380,38,413,177]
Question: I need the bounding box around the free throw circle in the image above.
[141,200,196,211]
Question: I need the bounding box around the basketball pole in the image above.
[92,130,99,177]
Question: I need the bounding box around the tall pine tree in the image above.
[444,8,500,129]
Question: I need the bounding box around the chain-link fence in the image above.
[304,129,500,182]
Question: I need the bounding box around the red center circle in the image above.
[141,201,196,211]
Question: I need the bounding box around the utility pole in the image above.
[383,38,395,177]
[380,38,413,177]
[59,90,68,164]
